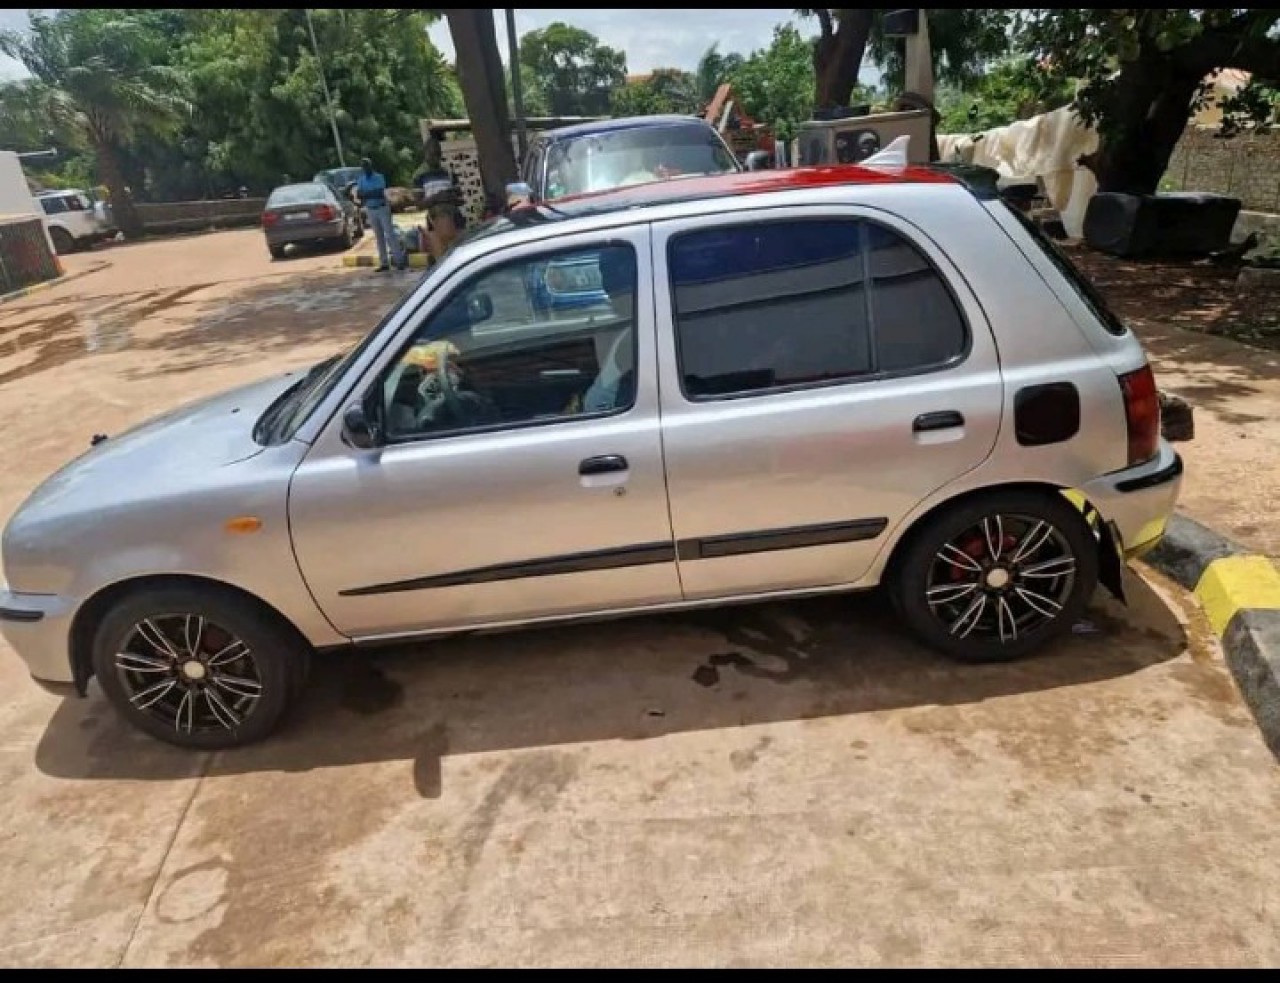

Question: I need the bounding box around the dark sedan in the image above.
[262,182,363,259]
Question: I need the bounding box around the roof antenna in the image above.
[862,135,910,170]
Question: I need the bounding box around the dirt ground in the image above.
[1,232,1280,967]
[1069,247,1280,558]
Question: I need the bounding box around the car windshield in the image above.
[267,184,329,207]
[544,123,739,199]
[253,212,549,446]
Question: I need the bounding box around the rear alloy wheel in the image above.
[92,586,309,749]
[894,490,1098,663]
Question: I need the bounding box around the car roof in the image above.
[541,114,711,142]
[460,162,993,252]
[553,163,972,215]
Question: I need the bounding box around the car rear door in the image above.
[650,204,1005,600]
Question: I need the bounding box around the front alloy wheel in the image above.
[895,491,1098,663]
[92,586,308,749]
[114,615,263,736]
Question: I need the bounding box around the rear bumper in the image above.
[265,219,345,246]
[1080,441,1183,556]
[0,583,77,687]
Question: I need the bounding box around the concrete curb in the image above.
[1147,514,1280,756]
[0,276,58,306]
[0,260,110,306]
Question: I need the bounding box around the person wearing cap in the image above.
[356,156,405,272]
[417,182,467,265]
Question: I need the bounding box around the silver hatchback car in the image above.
[1,162,1183,749]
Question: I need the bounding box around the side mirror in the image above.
[505,181,534,208]
[342,402,381,450]
[467,292,494,324]
[745,150,773,172]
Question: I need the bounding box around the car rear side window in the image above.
[1001,201,1128,337]
[669,219,968,399]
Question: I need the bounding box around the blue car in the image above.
[525,253,609,315]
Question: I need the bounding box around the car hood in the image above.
[17,372,298,518]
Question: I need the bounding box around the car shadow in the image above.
[35,570,1189,792]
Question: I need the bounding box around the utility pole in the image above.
[305,9,347,167]
[504,9,528,161]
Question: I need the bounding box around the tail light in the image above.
[1118,364,1160,466]
[262,211,279,227]
[313,205,336,222]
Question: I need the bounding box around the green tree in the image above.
[1015,9,1280,194]
[0,9,190,238]
[174,9,460,193]
[798,9,1014,111]
[936,56,1076,134]
[518,22,627,117]
[611,69,700,117]
[731,24,827,143]
[867,9,1013,93]
[696,44,745,104]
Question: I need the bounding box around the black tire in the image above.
[892,489,1098,663]
[341,220,355,249]
[91,585,311,750]
[268,244,287,260]
[353,215,365,239]
[50,227,76,255]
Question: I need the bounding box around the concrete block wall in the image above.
[1165,129,1280,213]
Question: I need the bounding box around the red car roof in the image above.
[551,164,959,213]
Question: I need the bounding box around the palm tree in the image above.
[0,10,190,239]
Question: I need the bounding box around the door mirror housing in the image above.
[744,150,773,172]
[342,401,381,450]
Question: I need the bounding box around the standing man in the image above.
[356,156,405,272]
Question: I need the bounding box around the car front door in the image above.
[288,226,681,640]
[651,206,1005,600]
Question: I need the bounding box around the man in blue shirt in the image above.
[356,157,405,272]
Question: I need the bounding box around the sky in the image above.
[1,9,878,82]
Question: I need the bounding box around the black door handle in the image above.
[913,411,965,433]
[579,454,629,476]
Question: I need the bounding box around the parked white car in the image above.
[36,189,117,254]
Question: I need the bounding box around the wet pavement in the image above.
[1,231,1280,967]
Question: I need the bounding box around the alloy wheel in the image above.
[925,512,1078,644]
[113,614,263,735]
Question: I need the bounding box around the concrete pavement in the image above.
[2,231,1280,967]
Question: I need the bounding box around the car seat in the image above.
[583,249,637,413]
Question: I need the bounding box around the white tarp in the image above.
[938,105,1100,238]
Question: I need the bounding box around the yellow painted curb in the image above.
[1195,555,1280,636]
[342,253,430,269]
[0,277,56,305]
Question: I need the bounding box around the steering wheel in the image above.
[414,352,469,430]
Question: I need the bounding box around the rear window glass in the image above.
[268,184,329,207]
[1001,201,1128,337]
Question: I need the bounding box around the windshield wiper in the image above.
[253,354,342,445]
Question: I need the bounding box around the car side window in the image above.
[668,218,968,399]
[379,243,639,442]
[40,197,65,216]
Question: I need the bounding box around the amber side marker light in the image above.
[225,516,263,534]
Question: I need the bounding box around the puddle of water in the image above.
[0,285,215,384]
